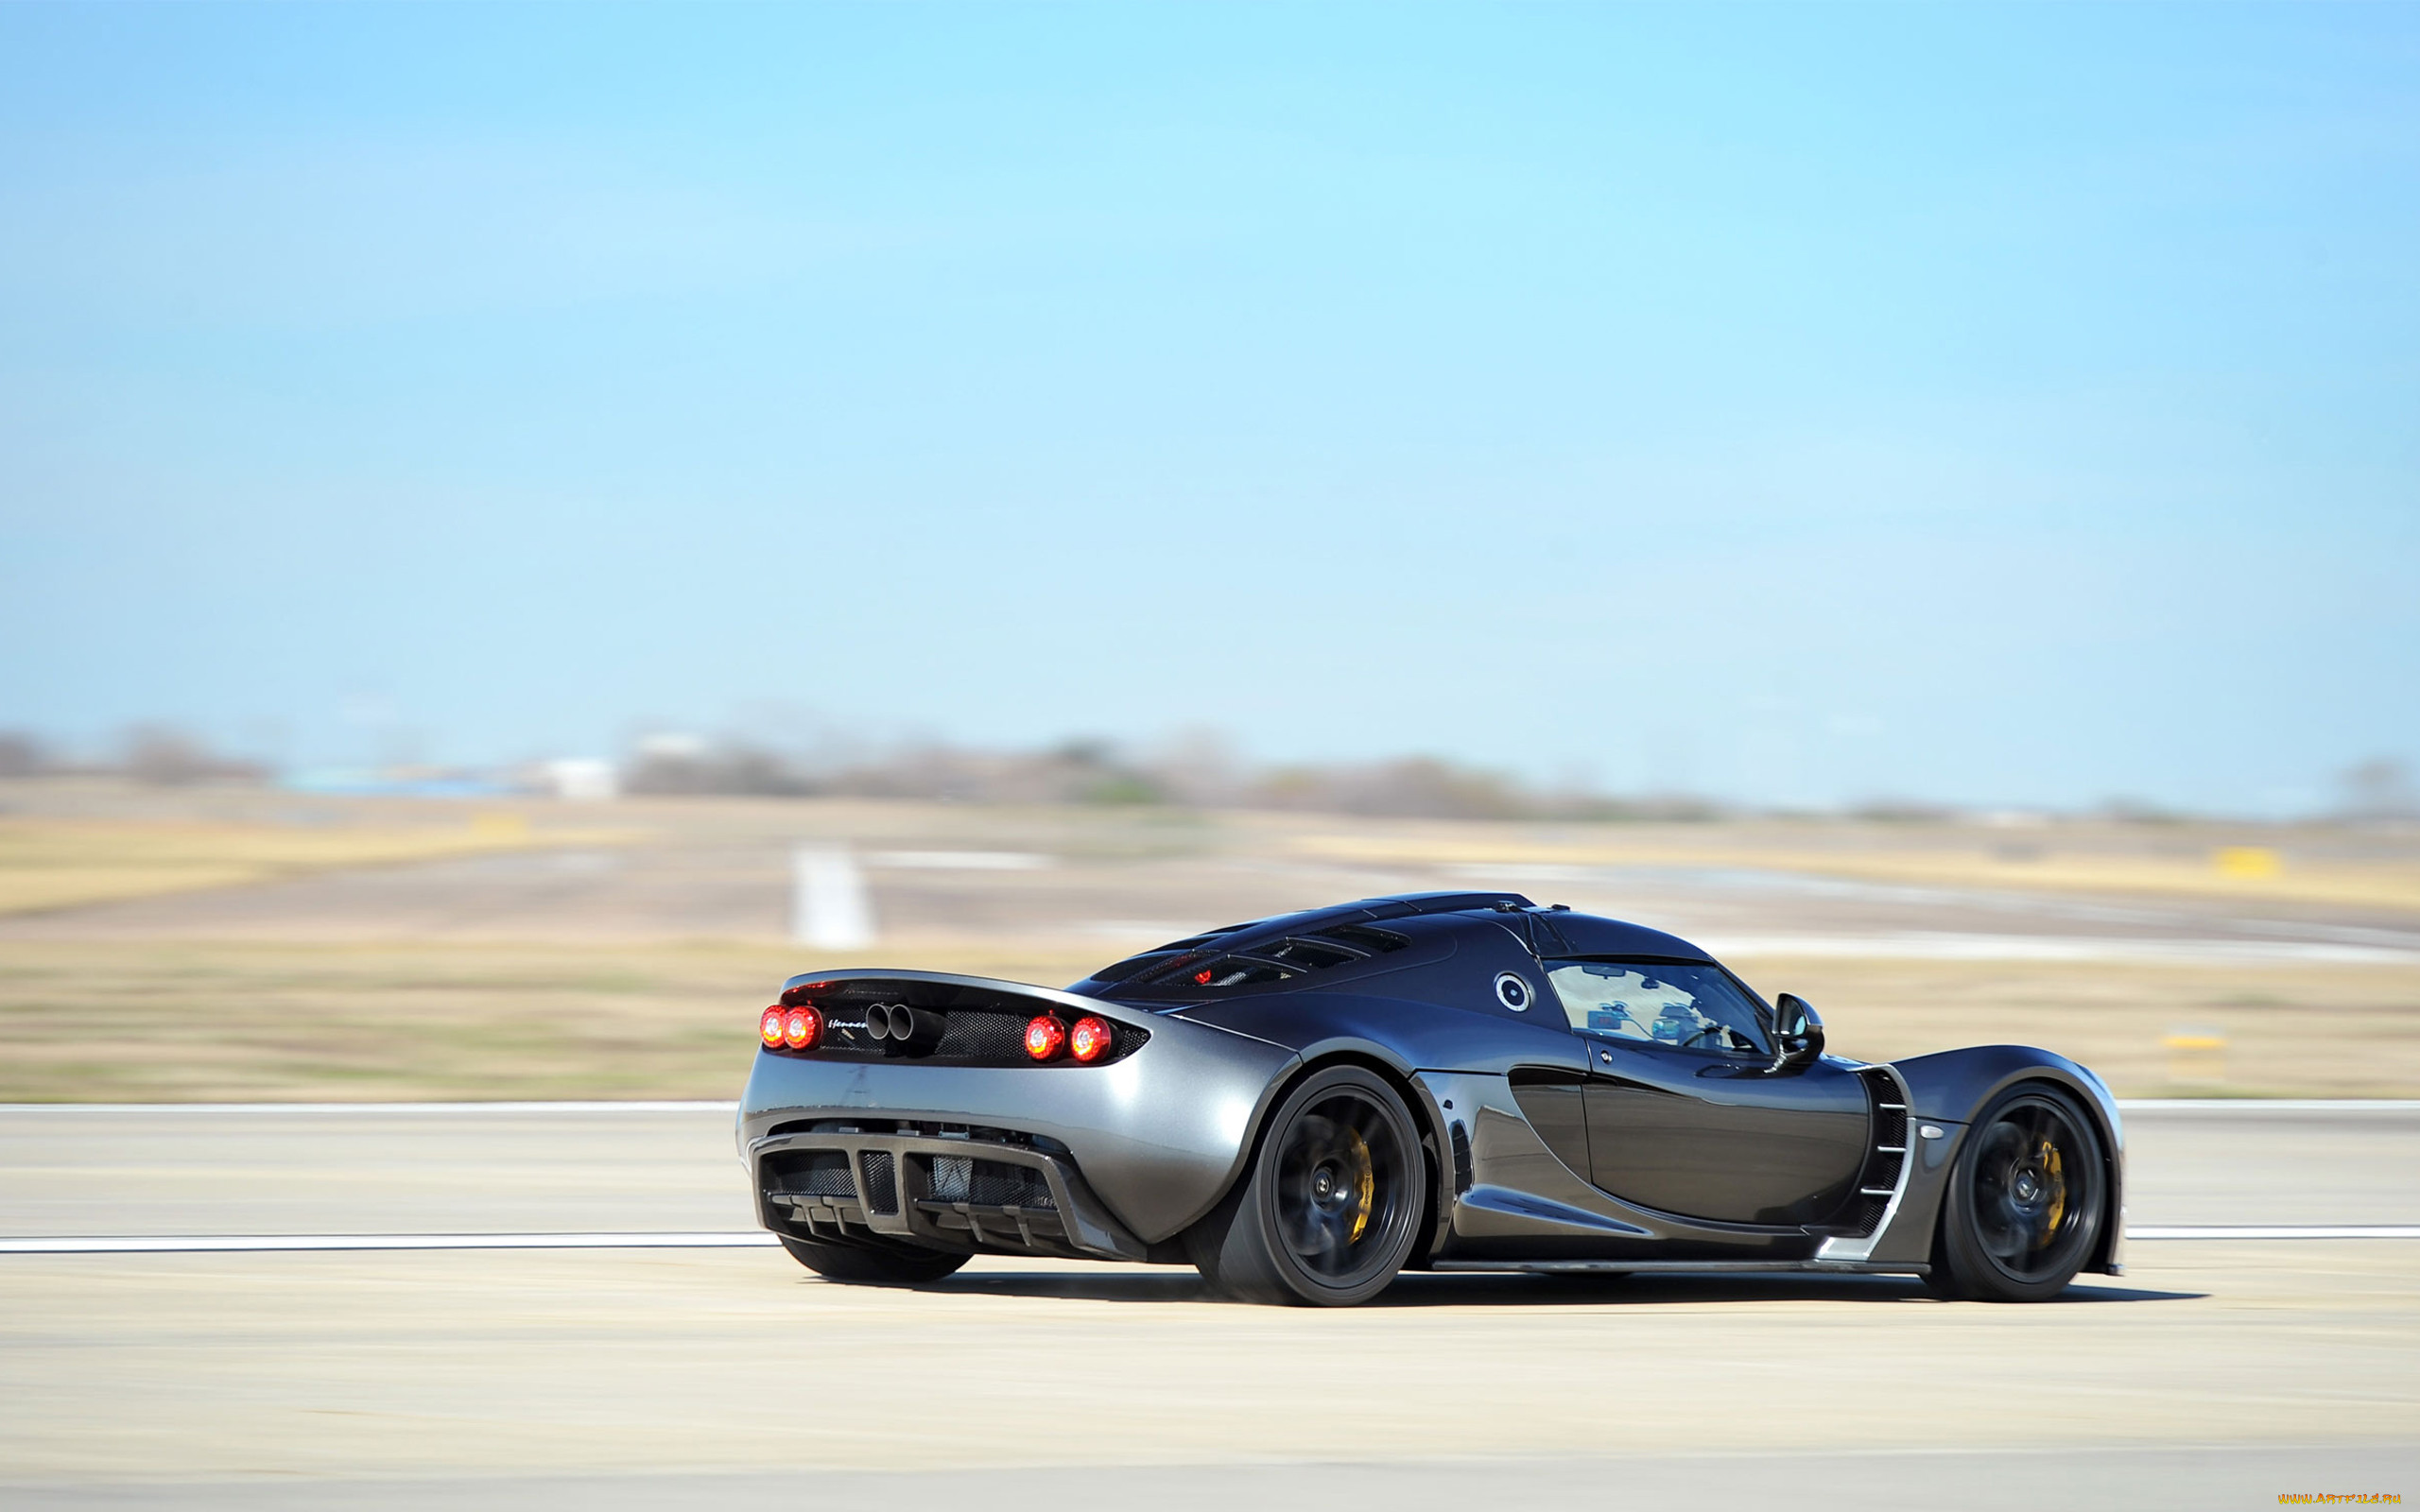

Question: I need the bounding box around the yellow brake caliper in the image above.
[2037,1140,2066,1246]
[1346,1128,1374,1244]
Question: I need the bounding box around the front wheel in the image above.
[1184,1065,1427,1306]
[778,1234,968,1286]
[1927,1084,2107,1302]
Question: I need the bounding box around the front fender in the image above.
[1891,1043,2122,1143]
[1881,1043,2126,1275]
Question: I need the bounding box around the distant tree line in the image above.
[2,722,2414,824]
[625,733,1738,822]
[0,726,269,786]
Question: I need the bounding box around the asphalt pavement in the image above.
[4,1098,2417,1239]
[2,1102,2414,1510]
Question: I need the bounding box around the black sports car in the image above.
[739,891,2122,1305]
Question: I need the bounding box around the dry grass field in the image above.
[0,938,1092,1103]
[1,938,2413,1103]
[1729,954,2420,1098]
[0,809,623,916]
[1286,820,2420,914]
[1,779,2415,1101]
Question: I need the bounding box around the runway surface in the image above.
[7,1099,2419,1238]
[3,1103,2415,1509]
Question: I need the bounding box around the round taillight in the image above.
[1024,1014,1065,1061]
[1068,1015,1114,1063]
[760,1006,786,1048]
[783,1005,821,1052]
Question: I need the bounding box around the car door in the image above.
[1548,958,1869,1227]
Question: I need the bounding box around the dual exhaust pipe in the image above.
[863,1001,942,1054]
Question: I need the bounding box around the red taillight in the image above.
[1069,1015,1114,1063]
[783,1005,821,1051]
[1024,1014,1065,1061]
[760,1006,786,1048]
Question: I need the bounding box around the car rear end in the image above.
[739,970,1299,1263]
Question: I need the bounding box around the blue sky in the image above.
[1,3,2413,813]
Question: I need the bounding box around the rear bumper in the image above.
[752,1126,1151,1260]
[739,979,1300,1246]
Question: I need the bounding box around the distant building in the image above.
[544,758,619,802]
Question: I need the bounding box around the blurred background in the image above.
[3,2,2416,1102]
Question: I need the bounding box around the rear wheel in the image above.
[1927,1084,2106,1302]
[1184,1065,1426,1306]
[777,1234,968,1285]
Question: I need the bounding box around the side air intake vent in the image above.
[1837,1068,1910,1238]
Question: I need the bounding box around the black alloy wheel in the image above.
[1928,1084,2106,1302]
[778,1233,969,1285]
[1184,1065,1427,1306]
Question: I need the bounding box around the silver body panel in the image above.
[739,970,1299,1245]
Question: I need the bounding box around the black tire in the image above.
[1184,1064,1427,1306]
[777,1234,968,1286]
[1927,1083,2107,1302]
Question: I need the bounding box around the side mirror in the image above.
[1772,993,1824,1074]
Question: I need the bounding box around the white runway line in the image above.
[2124,1226,2420,1241]
[1703,934,2420,965]
[0,1100,736,1114]
[0,1231,782,1254]
[2118,1099,2420,1113]
[5,1227,2417,1255]
[7,1099,2419,1116]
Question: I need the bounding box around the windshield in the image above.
[1544,959,1771,1057]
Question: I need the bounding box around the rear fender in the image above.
[740,970,1299,1243]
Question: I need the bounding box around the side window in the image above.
[1545,959,1771,1057]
